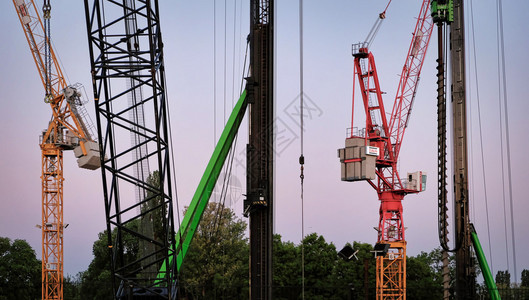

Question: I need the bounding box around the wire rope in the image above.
[213,0,237,246]
[213,135,238,234]
[212,0,233,224]
[465,4,475,223]
[469,0,494,272]
[231,0,238,110]
[229,0,238,208]
[492,2,510,279]
[496,0,517,283]
[383,0,392,15]
[213,0,228,234]
[298,1,305,299]
[164,43,182,274]
[223,0,227,124]
[217,1,236,283]
[240,41,250,94]
[51,39,71,85]
[42,0,52,102]
[237,0,244,95]
[214,0,217,149]
[212,26,250,242]
[212,39,250,242]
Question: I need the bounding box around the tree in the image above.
[139,170,168,279]
[521,269,529,287]
[406,250,444,299]
[143,170,166,243]
[301,233,341,300]
[273,234,301,299]
[334,242,376,299]
[495,270,514,299]
[521,269,529,300]
[272,236,377,299]
[0,237,41,300]
[179,202,248,299]
[496,270,511,287]
[79,220,140,300]
[64,272,82,300]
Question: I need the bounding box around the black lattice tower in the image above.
[84,1,177,298]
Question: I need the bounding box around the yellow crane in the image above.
[12,1,100,299]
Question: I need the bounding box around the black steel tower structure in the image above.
[244,0,274,299]
[84,1,177,299]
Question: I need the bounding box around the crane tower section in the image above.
[13,1,100,299]
[84,0,177,298]
[338,1,433,299]
[244,0,275,299]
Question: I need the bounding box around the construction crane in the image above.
[338,1,433,298]
[12,1,100,299]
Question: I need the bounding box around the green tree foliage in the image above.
[73,217,468,300]
[333,242,375,299]
[273,233,301,297]
[140,170,167,279]
[64,273,82,300]
[406,249,444,299]
[522,269,529,287]
[494,269,518,299]
[496,270,511,287]
[280,233,374,300]
[0,237,41,300]
[300,233,338,299]
[143,170,166,243]
[179,202,248,299]
[79,220,140,300]
[521,269,529,300]
[272,235,448,299]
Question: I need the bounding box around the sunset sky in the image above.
[1,0,528,283]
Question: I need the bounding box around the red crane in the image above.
[338,1,433,298]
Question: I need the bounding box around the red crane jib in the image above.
[338,1,433,297]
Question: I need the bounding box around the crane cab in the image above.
[405,171,427,192]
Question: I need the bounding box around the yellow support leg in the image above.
[376,241,406,300]
[41,146,64,300]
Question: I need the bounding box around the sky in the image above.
[1,0,528,284]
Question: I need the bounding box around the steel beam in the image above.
[246,0,274,298]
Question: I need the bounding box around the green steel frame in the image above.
[157,90,248,278]
[470,224,501,300]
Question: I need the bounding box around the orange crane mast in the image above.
[13,1,100,299]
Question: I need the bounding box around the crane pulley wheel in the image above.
[42,0,50,19]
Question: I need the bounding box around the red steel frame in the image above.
[349,1,433,299]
